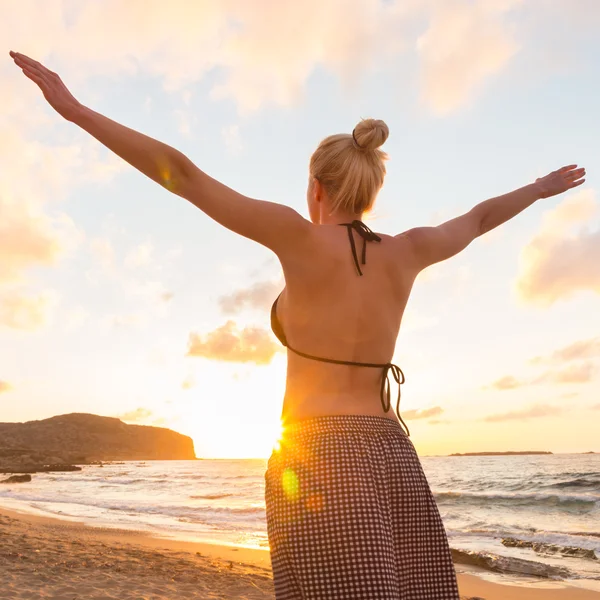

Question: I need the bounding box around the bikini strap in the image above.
[339,220,382,276]
[286,344,410,437]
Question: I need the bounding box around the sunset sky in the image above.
[1,0,599,458]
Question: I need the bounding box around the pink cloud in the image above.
[187,320,281,365]
[515,190,600,306]
[219,279,282,314]
[403,406,443,420]
[530,337,600,365]
[483,403,563,422]
[0,288,59,331]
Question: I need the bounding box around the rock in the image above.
[502,537,597,560]
[0,464,82,474]
[0,413,196,462]
[451,548,573,579]
[1,474,32,483]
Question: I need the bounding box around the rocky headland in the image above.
[0,413,196,475]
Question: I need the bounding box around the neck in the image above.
[319,212,364,225]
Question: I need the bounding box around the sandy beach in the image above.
[0,507,598,599]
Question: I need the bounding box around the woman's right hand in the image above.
[535,165,586,199]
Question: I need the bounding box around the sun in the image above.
[184,413,285,459]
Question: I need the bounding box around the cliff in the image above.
[0,413,196,471]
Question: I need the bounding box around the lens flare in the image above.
[282,467,299,501]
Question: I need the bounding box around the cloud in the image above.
[483,403,563,423]
[530,337,600,365]
[533,362,596,385]
[487,334,600,393]
[117,407,153,423]
[488,375,524,390]
[487,362,596,390]
[428,419,451,425]
[416,0,521,115]
[1,0,533,118]
[515,190,600,306]
[0,380,13,394]
[589,403,600,411]
[403,406,443,420]
[0,196,79,284]
[187,320,281,364]
[219,279,282,314]
[0,288,60,331]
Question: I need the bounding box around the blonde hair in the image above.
[309,118,389,215]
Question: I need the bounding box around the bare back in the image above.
[275,223,420,424]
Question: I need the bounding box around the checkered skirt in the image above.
[265,415,460,599]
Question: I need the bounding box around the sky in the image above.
[1,0,599,458]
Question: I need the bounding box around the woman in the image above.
[10,51,586,599]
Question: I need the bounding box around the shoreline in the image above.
[1,505,599,599]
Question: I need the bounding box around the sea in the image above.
[1,453,599,590]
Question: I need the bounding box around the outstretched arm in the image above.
[398,166,586,271]
[9,51,311,254]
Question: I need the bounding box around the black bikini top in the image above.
[270,220,410,437]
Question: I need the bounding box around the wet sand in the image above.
[1,507,598,599]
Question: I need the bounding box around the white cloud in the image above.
[417,0,522,115]
[515,190,600,306]
[1,0,526,118]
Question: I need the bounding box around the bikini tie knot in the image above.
[349,219,382,243]
[381,362,410,437]
[339,220,382,276]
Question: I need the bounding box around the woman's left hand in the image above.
[10,51,83,122]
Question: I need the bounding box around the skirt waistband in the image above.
[281,414,406,438]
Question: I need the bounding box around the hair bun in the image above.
[353,118,389,151]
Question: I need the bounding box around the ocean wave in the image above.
[102,501,266,518]
[0,490,264,521]
[190,493,234,500]
[568,531,600,539]
[542,477,600,490]
[434,490,600,510]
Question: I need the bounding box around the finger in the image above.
[17,60,51,85]
[21,68,47,88]
[12,52,54,79]
[565,168,586,180]
[559,165,578,172]
[12,53,40,68]
[569,178,585,188]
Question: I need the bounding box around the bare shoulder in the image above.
[389,229,421,266]
[392,213,481,271]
